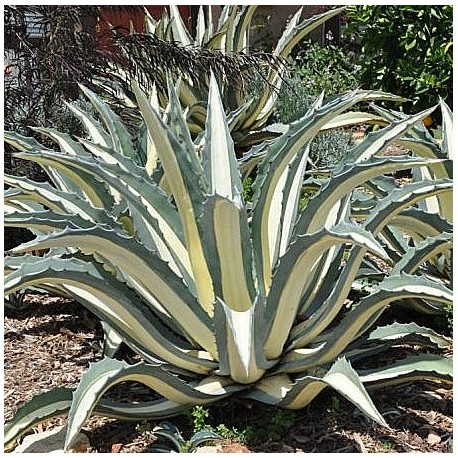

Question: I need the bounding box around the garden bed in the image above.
[4,294,453,453]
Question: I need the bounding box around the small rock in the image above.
[13,425,90,453]
[427,432,441,445]
[111,442,123,453]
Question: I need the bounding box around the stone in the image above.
[13,425,90,453]
[427,432,441,445]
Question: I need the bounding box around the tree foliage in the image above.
[344,5,453,115]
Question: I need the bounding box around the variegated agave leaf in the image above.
[347,101,453,309]
[4,77,452,451]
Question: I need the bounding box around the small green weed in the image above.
[269,410,297,440]
[135,420,154,436]
[239,409,297,443]
[188,405,251,444]
[189,405,211,433]
[330,395,341,413]
[185,404,299,445]
[215,423,250,443]
[243,176,254,203]
[382,439,395,450]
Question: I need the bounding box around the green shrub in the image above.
[273,38,361,124]
[344,5,453,114]
[272,74,317,125]
[272,38,360,169]
[309,129,353,168]
[292,39,361,96]
[4,76,452,452]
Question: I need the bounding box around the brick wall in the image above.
[95,6,192,48]
[250,5,337,51]
[95,5,340,51]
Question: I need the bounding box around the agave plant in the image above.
[343,100,453,315]
[4,75,452,451]
[142,421,222,453]
[101,5,347,148]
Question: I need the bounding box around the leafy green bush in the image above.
[309,129,353,168]
[272,74,316,125]
[344,5,453,114]
[4,76,452,452]
[292,39,361,97]
[272,39,359,169]
[273,38,361,124]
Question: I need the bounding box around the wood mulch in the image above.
[3,294,453,453]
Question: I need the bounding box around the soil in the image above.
[4,294,453,453]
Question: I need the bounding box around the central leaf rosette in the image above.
[130,72,420,385]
